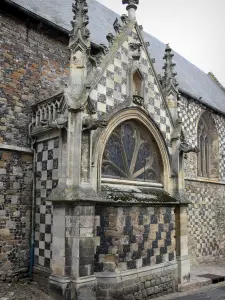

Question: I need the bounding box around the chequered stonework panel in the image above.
[213,114,225,180]
[34,138,59,269]
[94,206,175,272]
[178,97,202,148]
[90,28,172,151]
[179,97,225,181]
[186,181,225,263]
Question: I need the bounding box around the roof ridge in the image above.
[7,0,225,114]
[208,72,225,93]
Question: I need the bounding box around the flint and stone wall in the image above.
[94,206,176,273]
[0,10,69,147]
[178,96,225,265]
[0,148,33,281]
[0,8,68,281]
[186,180,225,265]
[34,137,59,270]
[94,205,177,299]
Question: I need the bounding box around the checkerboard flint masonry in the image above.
[1,0,225,299]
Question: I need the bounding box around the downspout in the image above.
[28,123,36,279]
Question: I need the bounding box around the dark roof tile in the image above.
[9,0,225,114]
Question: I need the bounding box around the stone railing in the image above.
[30,92,67,135]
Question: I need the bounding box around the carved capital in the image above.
[82,117,108,131]
[179,142,199,154]
[106,33,116,46]
[129,43,142,60]
[133,95,144,106]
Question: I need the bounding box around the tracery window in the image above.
[102,121,162,183]
[197,111,219,178]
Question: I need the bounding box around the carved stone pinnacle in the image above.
[122,0,139,11]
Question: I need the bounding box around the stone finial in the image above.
[113,18,122,34]
[121,14,129,24]
[106,33,116,46]
[69,0,90,51]
[122,0,139,20]
[162,44,179,92]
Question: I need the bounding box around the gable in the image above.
[89,26,173,150]
[10,0,225,115]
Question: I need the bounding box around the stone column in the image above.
[49,203,71,300]
[175,205,190,284]
[49,200,97,300]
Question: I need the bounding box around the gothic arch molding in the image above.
[91,108,172,193]
[197,110,219,179]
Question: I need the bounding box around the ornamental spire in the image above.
[69,0,90,51]
[122,0,139,20]
[162,44,179,92]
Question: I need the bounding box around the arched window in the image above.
[102,121,162,183]
[133,70,143,97]
[197,111,219,178]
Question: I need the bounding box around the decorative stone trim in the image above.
[185,177,225,185]
[0,144,33,153]
[101,177,163,188]
[95,260,177,284]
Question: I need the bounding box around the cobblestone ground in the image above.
[0,281,52,300]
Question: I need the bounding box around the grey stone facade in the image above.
[0,0,225,299]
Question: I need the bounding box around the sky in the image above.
[98,0,225,87]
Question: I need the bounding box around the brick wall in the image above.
[0,149,33,281]
[0,11,69,147]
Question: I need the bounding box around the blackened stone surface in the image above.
[0,150,33,281]
[95,205,176,272]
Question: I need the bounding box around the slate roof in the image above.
[7,0,225,114]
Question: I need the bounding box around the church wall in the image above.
[185,180,225,265]
[34,137,59,271]
[178,96,225,264]
[94,205,176,273]
[0,148,33,281]
[89,29,172,153]
[0,12,69,147]
[94,205,178,299]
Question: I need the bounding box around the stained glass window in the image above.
[102,121,162,182]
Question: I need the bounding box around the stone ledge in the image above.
[185,177,225,185]
[95,261,178,284]
[0,144,33,154]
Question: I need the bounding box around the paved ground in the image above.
[172,285,225,299]
[0,281,52,300]
[157,281,225,300]
[1,281,225,300]
[1,264,225,300]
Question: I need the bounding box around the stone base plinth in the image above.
[49,275,97,300]
[95,262,178,299]
[177,256,191,284]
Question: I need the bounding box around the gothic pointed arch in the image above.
[102,120,162,183]
[132,69,144,97]
[197,111,219,179]
[91,108,172,192]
